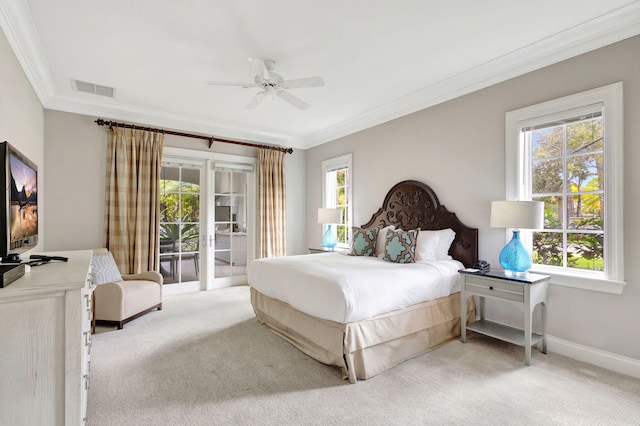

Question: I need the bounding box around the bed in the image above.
[249,180,478,383]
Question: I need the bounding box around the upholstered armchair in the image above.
[92,248,163,329]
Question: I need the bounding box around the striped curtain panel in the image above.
[104,127,164,274]
[257,148,286,258]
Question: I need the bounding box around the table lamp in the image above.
[317,208,342,250]
[490,200,544,274]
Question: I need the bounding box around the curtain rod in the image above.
[94,119,293,154]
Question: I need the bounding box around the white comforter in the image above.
[248,252,462,323]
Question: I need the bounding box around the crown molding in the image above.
[0,0,56,103]
[302,2,640,148]
[46,94,306,148]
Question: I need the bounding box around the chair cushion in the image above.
[94,279,161,322]
[91,251,123,284]
[121,280,162,319]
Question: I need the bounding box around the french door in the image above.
[209,164,253,287]
[160,148,255,293]
[159,161,203,293]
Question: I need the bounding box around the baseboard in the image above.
[163,281,201,295]
[546,335,640,379]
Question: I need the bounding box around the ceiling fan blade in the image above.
[276,90,310,110]
[207,81,256,88]
[247,91,268,109]
[248,57,271,80]
[281,77,325,89]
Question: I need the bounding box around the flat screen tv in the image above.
[0,141,38,260]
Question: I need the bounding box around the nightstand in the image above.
[459,269,550,365]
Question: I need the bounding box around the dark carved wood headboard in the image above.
[360,180,478,268]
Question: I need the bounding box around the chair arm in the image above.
[94,281,125,296]
[122,271,163,285]
[94,281,126,320]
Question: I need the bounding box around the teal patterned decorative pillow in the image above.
[351,227,379,256]
[383,229,418,263]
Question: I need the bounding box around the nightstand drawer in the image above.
[464,278,524,302]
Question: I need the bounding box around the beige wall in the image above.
[43,111,106,250]
[0,27,45,252]
[306,35,640,361]
[42,110,306,256]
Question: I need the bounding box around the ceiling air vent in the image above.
[72,79,116,98]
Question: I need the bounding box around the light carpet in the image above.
[88,286,640,425]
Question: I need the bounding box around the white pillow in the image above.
[415,228,456,261]
[375,225,396,257]
[91,251,123,285]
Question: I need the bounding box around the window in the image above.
[322,154,352,248]
[505,83,624,294]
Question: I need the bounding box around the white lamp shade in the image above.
[490,201,544,230]
[318,208,341,224]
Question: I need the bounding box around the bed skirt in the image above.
[250,288,475,383]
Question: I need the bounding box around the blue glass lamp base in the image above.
[499,230,532,274]
[321,224,337,250]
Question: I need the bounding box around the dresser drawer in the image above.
[464,276,524,302]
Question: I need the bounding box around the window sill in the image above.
[529,267,626,294]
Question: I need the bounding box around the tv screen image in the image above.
[9,153,38,245]
[0,141,38,259]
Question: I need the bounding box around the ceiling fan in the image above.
[207,58,324,110]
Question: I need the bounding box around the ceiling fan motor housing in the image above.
[255,72,284,90]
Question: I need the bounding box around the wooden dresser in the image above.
[0,250,94,425]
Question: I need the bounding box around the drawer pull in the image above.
[489,286,494,290]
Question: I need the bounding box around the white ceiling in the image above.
[1,0,640,149]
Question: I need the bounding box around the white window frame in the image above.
[322,153,353,249]
[505,83,625,294]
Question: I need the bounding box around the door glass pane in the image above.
[181,168,201,191]
[181,194,200,222]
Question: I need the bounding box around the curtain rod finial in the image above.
[209,137,216,149]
